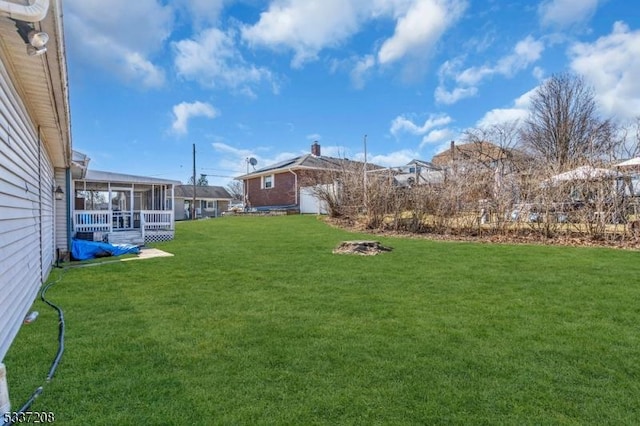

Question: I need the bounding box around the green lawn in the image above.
[5,215,640,424]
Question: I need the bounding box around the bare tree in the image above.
[187,174,209,186]
[299,161,365,219]
[520,73,615,171]
[462,121,527,230]
[616,117,640,160]
[226,180,243,200]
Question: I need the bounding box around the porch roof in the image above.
[81,170,181,186]
[175,185,233,200]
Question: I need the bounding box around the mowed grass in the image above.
[5,215,640,424]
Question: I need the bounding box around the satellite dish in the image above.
[249,157,257,166]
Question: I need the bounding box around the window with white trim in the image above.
[262,174,274,189]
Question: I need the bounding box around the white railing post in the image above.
[141,212,146,243]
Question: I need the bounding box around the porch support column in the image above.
[66,168,72,252]
[108,182,112,232]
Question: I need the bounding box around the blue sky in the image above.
[63,0,640,187]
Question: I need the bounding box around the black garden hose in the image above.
[2,270,65,426]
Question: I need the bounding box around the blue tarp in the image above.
[71,239,140,261]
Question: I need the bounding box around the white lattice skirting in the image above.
[144,230,174,244]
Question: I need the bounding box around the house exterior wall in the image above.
[0,58,56,361]
[54,168,68,255]
[174,197,187,220]
[200,199,230,217]
[246,172,297,208]
[245,169,336,209]
[176,197,231,219]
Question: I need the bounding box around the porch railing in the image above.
[73,210,174,234]
[141,211,173,230]
[74,211,111,233]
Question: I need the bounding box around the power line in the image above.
[199,173,236,179]
[199,167,242,174]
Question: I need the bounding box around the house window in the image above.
[262,175,274,189]
[207,201,214,209]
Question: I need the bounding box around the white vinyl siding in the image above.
[0,56,55,361]
[54,168,67,253]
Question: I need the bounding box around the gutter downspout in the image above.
[0,0,49,22]
[65,167,72,254]
[287,169,298,207]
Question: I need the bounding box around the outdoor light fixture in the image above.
[54,185,64,200]
[26,29,48,55]
[13,19,49,56]
[26,44,46,56]
[28,29,48,48]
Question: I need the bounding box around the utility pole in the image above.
[363,134,368,211]
[192,143,196,220]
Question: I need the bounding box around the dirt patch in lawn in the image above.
[333,240,393,256]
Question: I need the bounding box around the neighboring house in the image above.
[432,141,522,171]
[72,160,180,245]
[174,185,232,220]
[236,142,378,213]
[392,159,444,187]
[0,0,70,409]
[432,141,529,206]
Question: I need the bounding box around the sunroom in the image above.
[72,170,180,245]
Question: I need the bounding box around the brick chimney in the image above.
[311,142,321,156]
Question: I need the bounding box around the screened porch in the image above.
[72,170,179,244]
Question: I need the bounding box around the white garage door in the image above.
[300,186,329,214]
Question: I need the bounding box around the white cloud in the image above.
[241,0,366,68]
[212,142,255,157]
[306,134,322,141]
[240,0,464,75]
[495,36,545,77]
[475,88,536,128]
[476,108,529,129]
[171,101,218,135]
[420,128,456,148]
[390,114,452,136]
[570,22,640,121]
[532,66,545,81]
[65,0,172,88]
[125,52,165,88]
[434,85,478,104]
[177,0,226,27]
[350,55,376,89]
[360,149,419,167]
[173,28,274,95]
[539,0,601,28]
[436,35,544,105]
[378,0,467,65]
[212,142,302,174]
[390,113,456,150]
[211,142,257,179]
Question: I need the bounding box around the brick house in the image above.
[236,143,374,213]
